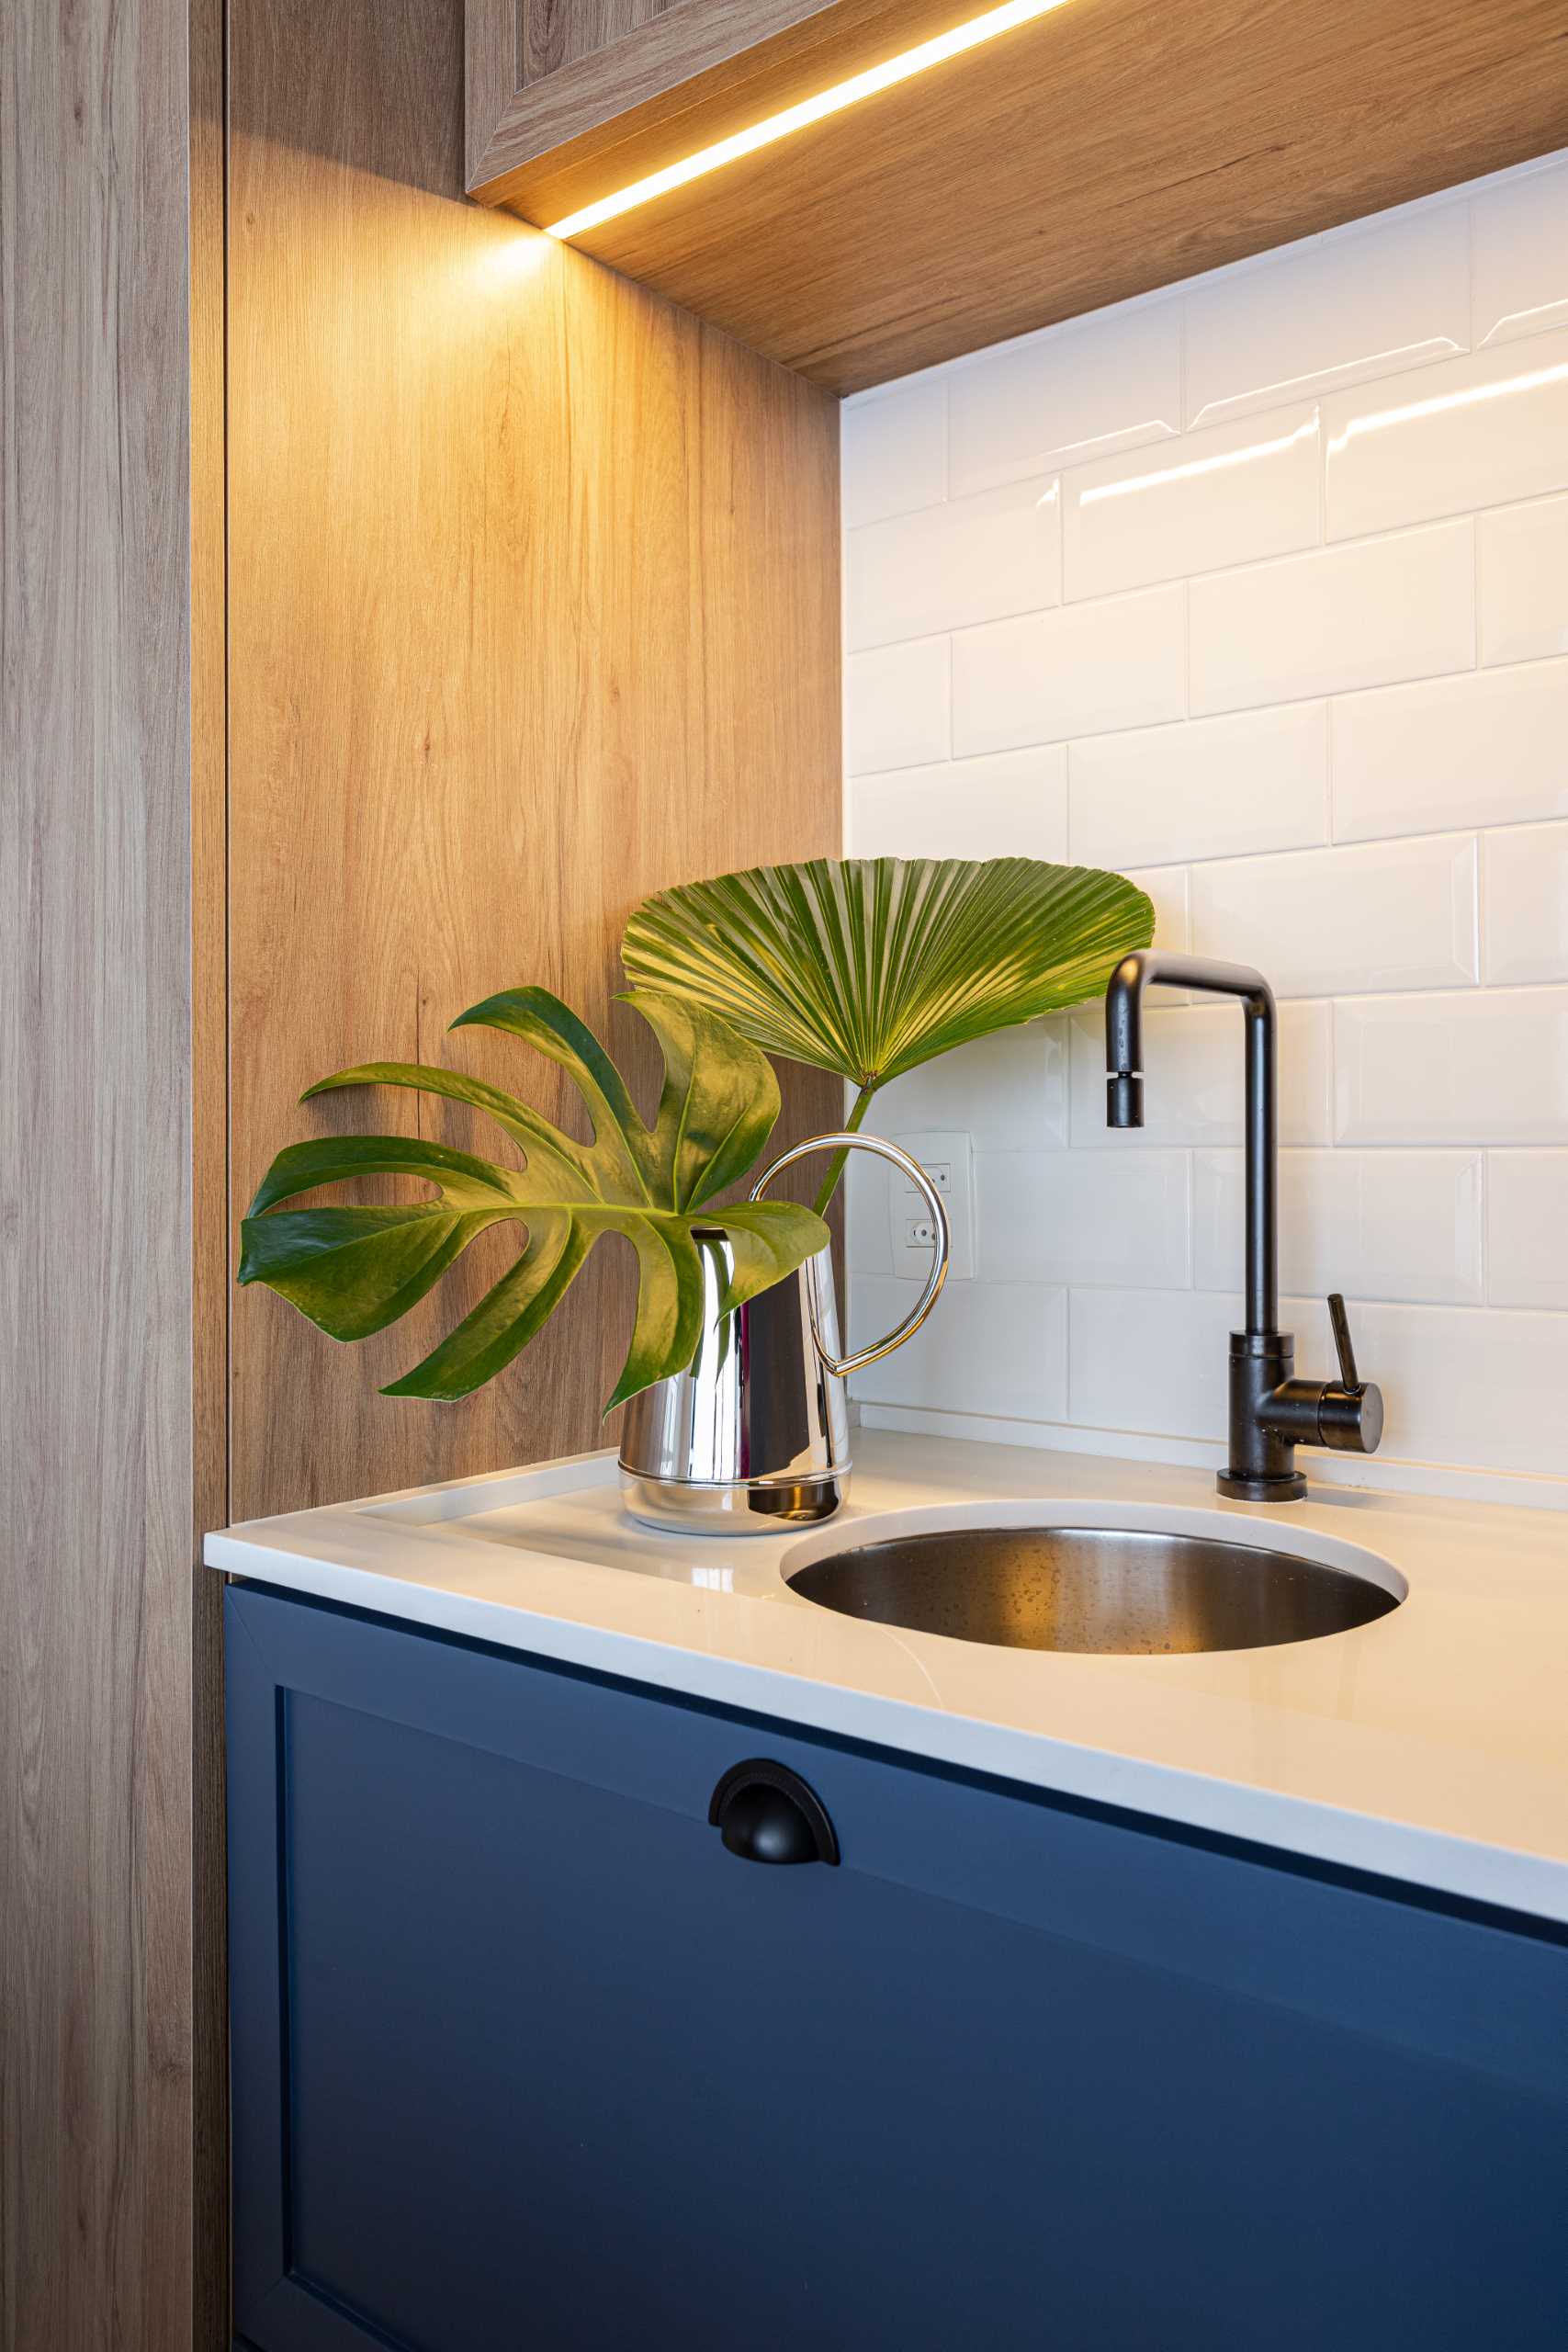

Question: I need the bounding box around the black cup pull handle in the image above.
[708,1759,840,1866]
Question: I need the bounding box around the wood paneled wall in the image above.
[0,0,207,2343]
[2,2,836,2335]
[226,0,841,1519]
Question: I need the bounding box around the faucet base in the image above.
[1216,1468,1308,1503]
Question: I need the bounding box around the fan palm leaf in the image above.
[622,857,1155,1206]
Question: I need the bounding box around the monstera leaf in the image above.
[622,856,1155,1208]
[237,987,828,1409]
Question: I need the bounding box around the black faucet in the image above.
[1104,952,1383,1501]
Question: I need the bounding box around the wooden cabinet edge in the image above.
[464,0,959,216]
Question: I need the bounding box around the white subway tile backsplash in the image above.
[1335,988,1568,1145]
[1188,836,1479,997]
[849,747,1067,860]
[841,152,1568,1498]
[1068,703,1328,869]
[849,1274,1068,1420]
[1068,999,1333,1148]
[1487,1152,1568,1308]
[847,478,1059,650]
[1483,820,1568,984]
[1062,405,1319,602]
[1479,496,1568,666]
[1069,1288,1235,1442]
[948,302,1182,497]
[1193,1148,1485,1305]
[869,1020,1071,1152]
[1288,1295,1568,1478]
[845,637,949,775]
[1472,157,1568,348]
[978,1148,1190,1288]
[1331,661,1568,842]
[1072,1286,1568,1474]
[952,585,1186,753]
[1323,328,1568,539]
[1124,865,1189,961]
[1189,521,1474,714]
[1184,205,1470,429]
[840,379,947,527]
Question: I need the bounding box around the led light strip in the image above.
[545,0,1076,242]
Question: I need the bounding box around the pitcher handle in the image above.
[749,1132,950,1376]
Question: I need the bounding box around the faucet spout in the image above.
[1102,951,1382,1502]
[1104,951,1277,1335]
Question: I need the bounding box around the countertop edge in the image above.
[207,1528,1568,1929]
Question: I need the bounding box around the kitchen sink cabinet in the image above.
[227,1581,1568,2351]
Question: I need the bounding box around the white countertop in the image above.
[205,1431,1568,1924]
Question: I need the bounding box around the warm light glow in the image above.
[1326,359,1568,456]
[1080,416,1318,504]
[544,0,1077,242]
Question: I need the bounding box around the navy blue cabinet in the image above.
[227,1582,1568,2352]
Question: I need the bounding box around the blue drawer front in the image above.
[227,1582,1568,2352]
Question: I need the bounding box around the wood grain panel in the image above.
[468,0,841,188]
[188,0,231,2336]
[228,0,840,1522]
[524,0,679,85]
[475,0,1568,393]
[0,0,198,2345]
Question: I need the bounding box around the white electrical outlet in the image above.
[886,1129,975,1282]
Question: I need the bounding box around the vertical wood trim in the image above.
[0,1,197,2345]
[190,0,231,2336]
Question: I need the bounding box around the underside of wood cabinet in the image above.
[467,0,1568,393]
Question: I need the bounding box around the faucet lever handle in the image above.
[1326,1293,1363,1396]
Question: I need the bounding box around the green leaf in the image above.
[620,856,1156,1090]
[238,988,828,1409]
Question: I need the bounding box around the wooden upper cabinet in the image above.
[467,0,1568,394]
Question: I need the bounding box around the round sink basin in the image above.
[784,1519,1404,1656]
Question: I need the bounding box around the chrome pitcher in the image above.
[618,1133,950,1532]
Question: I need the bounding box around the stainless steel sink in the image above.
[785,1523,1402,1656]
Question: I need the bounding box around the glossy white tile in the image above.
[1483,820,1568,985]
[952,584,1186,754]
[838,156,1568,1501]
[847,1274,1067,1419]
[849,747,1067,860]
[1331,660,1568,841]
[1324,329,1568,539]
[1335,988,1568,1145]
[1193,1148,1485,1305]
[869,1019,1071,1152]
[1069,999,1333,1148]
[1063,404,1320,602]
[1472,157,1568,348]
[841,378,947,528]
[1189,836,1478,997]
[845,637,949,775]
[847,477,1060,650]
[1487,1152,1568,1309]
[1067,1287,1235,1442]
[977,1148,1190,1288]
[948,302,1182,498]
[1068,702,1328,869]
[1124,865,1189,963]
[1184,205,1469,428]
[1189,521,1474,714]
[1479,496,1568,666]
[1286,1294,1568,1478]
